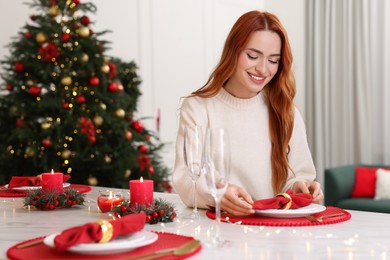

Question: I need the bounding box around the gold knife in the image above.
[16,238,44,249]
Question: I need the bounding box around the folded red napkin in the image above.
[54,212,146,251]
[253,190,312,210]
[7,175,71,188]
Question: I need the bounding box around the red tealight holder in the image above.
[97,190,124,213]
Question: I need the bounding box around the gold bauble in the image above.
[25,147,35,157]
[61,76,72,85]
[77,27,90,38]
[9,106,18,115]
[26,80,35,86]
[48,5,60,17]
[81,53,89,62]
[61,149,71,159]
[87,176,98,186]
[36,32,47,43]
[93,115,103,126]
[124,169,131,178]
[41,122,51,129]
[104,155,112,163]
[115,108,125,118]
[100,103,107,110]
[101,64,110,74]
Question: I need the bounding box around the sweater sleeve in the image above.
[172,97,215,209]
[283,107,317,191]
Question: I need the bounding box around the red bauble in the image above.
[107,82,117,92]
[80,15,90,26]
[14,62,24,72]
[138,144,148,153]
[117,83,124,92]
[16,118,24,128]
[149,166,155,174]
[24,32,32,38]
[131,121,143,133]
[38,42,60,61]
[42,138,52,148]
[61,33,70,42]
[76,95,86,104]
[107,62,117,78]
[73,0,80,5]
[125,131,133,140]
[30,15,36,21]
[6,85,13,91]
[29,86,41,96]
[63,102,70,109]
[89,77,100,86]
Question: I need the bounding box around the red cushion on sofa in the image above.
[351,167,378,198]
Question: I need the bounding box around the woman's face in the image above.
[224,30,281,99]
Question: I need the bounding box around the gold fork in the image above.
[305,213,345,222]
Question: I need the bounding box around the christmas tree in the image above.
[0,0,172,192]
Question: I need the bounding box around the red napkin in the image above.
[7,175,71,188]
[54,212,146,251]
[253,190,312,210]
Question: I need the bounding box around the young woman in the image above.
[172,10,324,217]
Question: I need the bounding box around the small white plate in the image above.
[5,182,70,191]
[255,203,326,218]
[44,230,158,255]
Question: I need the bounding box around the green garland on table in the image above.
[23,188,85,210]
[112,198,177,224]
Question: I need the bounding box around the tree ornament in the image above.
[29,86,41,96]
[25,32,32,38]
[131,121,143,133]
[107,62,117,78]
[14,62,24,72]
[124,169,131,178]
[16,118,25,128]
[39,42,60,61]
[63,102,70,109]
[61,149,71,159]
[117,83,124,92]
[25,147,35,157]
[125,130,133,141]
[76,95,86,104]
[36,32,47,43]
[149,166,155,174]
[107,82,117,92]
[138,144,148,154]
[61,33,70,42]
[77,27,90,38]
[88,76,100,86]
[61,76,72,85]
[48,5,60,17]
[81,53,89,62]
[41,121,51,129]
[26,80,35,86]
[80,15,91,26]
[30,15,37,21]
[104,155,112,163]
[93,115,103,126]
[88,176,98,186]
[115,108,125,118]
[101,64,110,74]
[6,85,13,91]
[42,138,52,148]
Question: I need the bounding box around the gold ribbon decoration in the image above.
[276,192,292,210]
[96,220,114,243]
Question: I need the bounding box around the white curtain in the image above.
[305,0,390,185]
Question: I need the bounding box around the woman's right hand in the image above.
[220,184,255,216]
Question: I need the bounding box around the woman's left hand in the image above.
[292,180,324,204]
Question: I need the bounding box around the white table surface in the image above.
[1,186,390,260]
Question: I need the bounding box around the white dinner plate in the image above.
[44,230,158,255]
[255,203,326,218]
[4,182,70,191]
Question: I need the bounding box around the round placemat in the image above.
[7,231,201,260]
[206,206,351,226]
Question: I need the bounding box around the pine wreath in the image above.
[112,198,176,224]
[24,188,85,210]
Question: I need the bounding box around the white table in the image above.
[1,186,390,259]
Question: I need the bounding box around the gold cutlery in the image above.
[16,238,44,249]
[305,213,345,222]
[122,239,201,260]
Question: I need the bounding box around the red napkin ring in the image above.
[276,192,292,210]
[96,220,113,243]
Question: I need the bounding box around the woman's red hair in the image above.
[192,10,296,193]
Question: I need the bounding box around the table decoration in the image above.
[41,170,63,195]
[97,190,124,213]
[129,177,154,207]
[23,187,85,210]
[7,174,71,188]
[112,198,177,224]
[206,206,351,226]
[0,184,91,198]
[7,232,201,260]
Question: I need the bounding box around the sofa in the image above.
[324,165,390,213]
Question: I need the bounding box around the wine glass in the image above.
[183,125,205,220]
[203,127,230,247]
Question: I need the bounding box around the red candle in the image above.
[130,177,154,207]
[42,169,63,195]
[97,190,124,213]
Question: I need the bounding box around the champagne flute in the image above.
[183,125,205,220]
[203,127,230,247]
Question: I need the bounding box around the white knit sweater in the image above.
[172,88,316,208]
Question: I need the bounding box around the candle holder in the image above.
[97,190,124,213]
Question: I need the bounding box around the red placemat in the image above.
[0,184,91,198]
[206,206,351,226]
[7,231,201,260]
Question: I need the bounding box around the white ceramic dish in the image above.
[5,182,71,191]
[255,203,326,218]
[44,230,158,255]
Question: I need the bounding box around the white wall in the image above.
[0,0,305,170]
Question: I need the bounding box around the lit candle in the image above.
[97,190,124,213]
[41,169,63,195]
[130,177,154,207]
